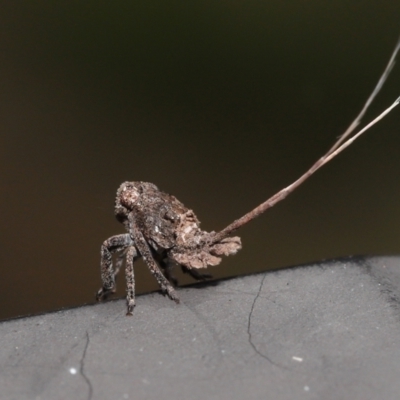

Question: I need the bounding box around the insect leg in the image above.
[129,215,180,304]
[96,233,133,302]
[125,245,139,315]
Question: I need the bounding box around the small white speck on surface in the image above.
[142,378,150,385]
[69,368,77,375]
[192,337,196,342]
[158,361,162,365]
[221,350,226,354]
[304,386,310,391]
[15,347,18,350]
[292,356,303,362]
[140,348,143,352]
[122,394,129,399]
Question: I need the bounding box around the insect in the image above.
[96,39,400,315]
[96,181,241,315]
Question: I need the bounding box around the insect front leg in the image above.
[96,233,133,302]
[128,214,180,305]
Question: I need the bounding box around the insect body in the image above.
[96,181,241,315]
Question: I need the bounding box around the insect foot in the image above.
[165,285,180,304]
[126,299,135,316]
[96,286,116,302]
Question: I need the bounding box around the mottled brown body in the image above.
[97,181,241,315]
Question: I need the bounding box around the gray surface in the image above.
[2,256,400,400]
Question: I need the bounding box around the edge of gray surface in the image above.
[2,255,400,400]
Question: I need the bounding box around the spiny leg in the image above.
[129,214,180,304]
[96,234,133,302]
[125,245,139,316]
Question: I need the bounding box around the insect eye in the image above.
[164,210,176,222]
[120,187,140,208]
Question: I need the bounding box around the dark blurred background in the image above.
[1,1,400,320]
